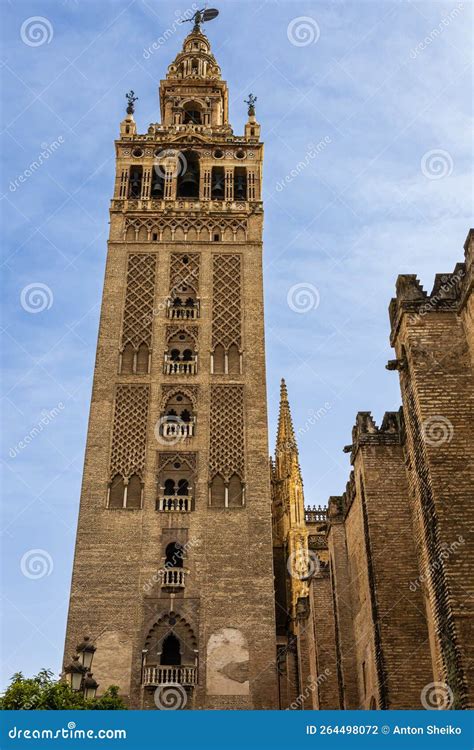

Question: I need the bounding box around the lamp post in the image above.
[83,672,99,700]
[76,635,96,671]
[64,656,87,692]
[64,635,99,699]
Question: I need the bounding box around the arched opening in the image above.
[109,474,124,508]
[183,100,202,123]
[165,542,184,568]
[128,166,143,198]
[369,696,377,710]
[234,167,247,200]
[211,474,225,507]
[228,344,240,374]
[127,474,142,508]
[213,344,225,374]
[211,167,225,200]
[151,166,164,198]
[177,151,200,199]
[228,474,243,507]
[160,634,181,665]
[136,343,149,374]
[121,343,134,374]
[164,479,175,496]
[177,478,189,496]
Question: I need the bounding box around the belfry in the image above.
[64,15,278,709]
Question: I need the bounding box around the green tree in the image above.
[0,670,126,710]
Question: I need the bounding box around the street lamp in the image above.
[64,656,86,692]
[76,635,96,671]
[83,672,99,700]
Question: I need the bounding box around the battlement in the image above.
[305,504,327,523]
[343,409,404,463]
[389,230,474,344]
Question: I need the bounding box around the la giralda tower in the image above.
[64,13,279,709]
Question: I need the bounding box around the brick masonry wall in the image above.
[311,570,340,709]
[354,443,434,708]
[64,205,279,709]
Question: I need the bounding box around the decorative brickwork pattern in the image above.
[160,385,198,409]
[209,385,244,480]
[121,254,156,349]
[170,253,200,294]
[123,216,247,242]
[110,385,149,480]
[212,255,242,349]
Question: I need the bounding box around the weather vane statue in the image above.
[245,93,257,117]
[180,7,219,33]
[125,90,138,115]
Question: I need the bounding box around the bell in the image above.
[179,168,199,198]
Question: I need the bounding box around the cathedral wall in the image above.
[311,570,339,709]
[392,274,474,708]
[353,443,433,708]
[326,511,359,708]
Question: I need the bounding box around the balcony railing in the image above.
[164,355,197,375]
[161,567,186,588]
[156,496,192,512]
[143,665,197,688]
[161,418,195,439]
[167,300,200,320]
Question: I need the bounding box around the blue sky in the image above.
[1,0,472,687]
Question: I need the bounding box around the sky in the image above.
[1,0,472,688]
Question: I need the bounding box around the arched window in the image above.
[127,474,142,508]
[228,474,243,507]
[211,167,225,200]
[160,634,181,665]
[128,166,143,198]
[213,344,225,374]
[121,343,134,374]
[234,167,247,200]
[164,479,175,496]
[177,479,189,496]
[177,151,200,198]
[109,475,124,508]
[228,344,240,374]
[151,167,164,197]
[136,343,149,374]
[165,542,184,568]
[211,474,225,507]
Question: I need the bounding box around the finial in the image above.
[181,8,219,33]
[245,93,257,117]
[125,90,138,115]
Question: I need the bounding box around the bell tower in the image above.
[63,17,278,710]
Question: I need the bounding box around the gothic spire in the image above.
[275,379,299,475]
